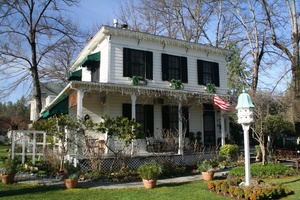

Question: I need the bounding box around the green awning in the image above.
[67,69,82,81]
[41,97,69,119]
[80,52,100,67]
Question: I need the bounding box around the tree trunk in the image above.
[260,142,267,165]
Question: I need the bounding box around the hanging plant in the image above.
[205,83,216,93]
[168,79,184,90]
[131,76,148,86]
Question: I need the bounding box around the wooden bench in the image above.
[275,149,299,171]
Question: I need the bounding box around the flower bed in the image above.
[208,179,293,199]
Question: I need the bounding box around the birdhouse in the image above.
[236,90,255,124]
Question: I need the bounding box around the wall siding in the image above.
[107,35,228,94]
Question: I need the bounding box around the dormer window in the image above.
[123,48,153,79]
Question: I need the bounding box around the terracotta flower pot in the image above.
[201,171,214,181]
[2,174,15,184]
[142,179,157,189]
[64,178,79,189]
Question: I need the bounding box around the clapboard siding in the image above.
[82,92,103,123]
[99,40,109,83]
[104,35,227,94]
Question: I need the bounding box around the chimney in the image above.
[113,19,118,28]
[121,24,128,29]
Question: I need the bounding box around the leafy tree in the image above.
[96,115,142,146]
[34,114,93,170]
[226,43,251,97]
[264,115,295,152]
[0,97,30,130]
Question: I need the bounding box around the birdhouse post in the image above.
[236,90,255,186]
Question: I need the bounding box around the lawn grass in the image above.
[0,180,232,200]
[1,176,300,200]
[264,176,300,200]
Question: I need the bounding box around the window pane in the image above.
[131,49,145,77]
[168,55,180,80]
[203,62,213,84]
[136,105,145,132]
[169,106,178,132]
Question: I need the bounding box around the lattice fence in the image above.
[79,152,218,172]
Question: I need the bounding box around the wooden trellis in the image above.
[10,130,47,165]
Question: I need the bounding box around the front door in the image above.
[203,104,215,148]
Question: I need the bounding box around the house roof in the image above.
[70,26,232,71]
[40,82,66,99]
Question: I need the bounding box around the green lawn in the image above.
[1,176,300,200]
[0,180,230,200]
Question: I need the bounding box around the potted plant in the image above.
[137,160,162,189]
[1,158,18,184]
[64,172,80,189]
[131,76,148,86]
[204,83,216,93]
[168,79,184,90]
[63,162,81,189]
[197,160,214,181]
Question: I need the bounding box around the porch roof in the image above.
[69,81,231,102]
[40,81,231,117]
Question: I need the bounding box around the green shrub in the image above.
[137,161,162,180]
[161,161,185,177]
[218,144,239,161]
[82,171,104,180]
[228,163,297,178]
[197,160,214,172]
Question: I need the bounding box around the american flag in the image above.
[214,95,232,111]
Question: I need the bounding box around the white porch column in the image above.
[77,89,84,119]
[131,95,137,119]
[131,95,137,155]
[11,131,15,160]
[221,111,226,146]
[76,89,84,164]
[178,96,183,155]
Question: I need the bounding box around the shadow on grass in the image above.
[0,184,64,198]
[281,178,300,184]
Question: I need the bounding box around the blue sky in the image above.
[70,0,120,28]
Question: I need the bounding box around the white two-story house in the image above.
[40,24,231,157]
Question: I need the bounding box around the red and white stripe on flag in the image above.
[214,95,231,111]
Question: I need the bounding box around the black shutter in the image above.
[145,105,154,137]
[122,104,132,119]
[213,62,220,87]
[162,106,170,130]
[123,48,131,77]
[181,56,188,83]
[197,60,204,85]
[145,51,153,80]
[162,53,169,81]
